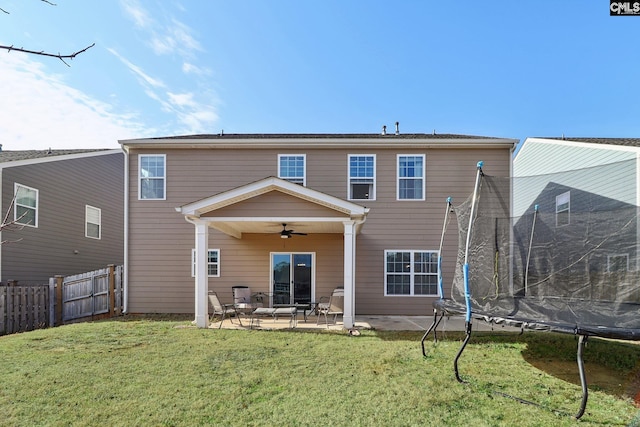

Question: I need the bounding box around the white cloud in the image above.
[182,62,211,76]
[167,92,196,108]
[107,48,166,89]
[121,0,152,29]
[0,53,148,150]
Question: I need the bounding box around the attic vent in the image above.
[381,125,387,135]
[395,121,399,135]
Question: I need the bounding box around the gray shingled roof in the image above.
[539,137,640,147]
[148,133,500,140]
[0,149,109,163]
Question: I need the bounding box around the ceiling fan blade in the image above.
[291,232,307,236]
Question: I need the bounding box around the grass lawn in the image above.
[1,315,640,426]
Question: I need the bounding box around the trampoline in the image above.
[421,160,640,419]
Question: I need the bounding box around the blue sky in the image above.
[1,1,638,150]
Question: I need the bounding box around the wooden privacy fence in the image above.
[0,264,123,336]
[57,264,123,323]
[0,284,49,335]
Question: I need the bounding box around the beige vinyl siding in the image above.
[1,153,124,283]
[203,191,345,218]
[127,146,510,315]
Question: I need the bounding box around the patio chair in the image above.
[208,292,241,328]
[232,285,257,324]
[232,285,252,305]
[316,288,344,328]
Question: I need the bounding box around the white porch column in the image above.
[194,219,209,328]
[343,220,356,329]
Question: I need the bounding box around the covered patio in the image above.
[175,177,369,330]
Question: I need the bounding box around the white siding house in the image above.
[514,137,640,217]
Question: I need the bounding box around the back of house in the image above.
[121,132,515,322]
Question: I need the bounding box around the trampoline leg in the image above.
[575,335,588,420]
[421,309,444,357]
[454,321,473,383]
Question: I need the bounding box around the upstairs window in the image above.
[14,183,38,227]
[556,191,570,226]
[85,205,101,239]
[348,155,376,200]
[278,154,306,185]
[397,155,425,200]
[139,154,166,200]
[385,250,439,296]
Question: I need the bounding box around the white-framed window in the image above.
[397,155,425,200]
[556,191,570,227]
[85,205,101,239]
[348,154,376,200]
[384,250,439,296]
[139,154,166,200]
[14,183,38,227]
[278,154,306,185]
[608,254,629,272]
[192,249,220,277]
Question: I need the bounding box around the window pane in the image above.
[386,274,410,295]
[16,206,36,226]
[141,156,165,178]
[280,156,304,178]
[399,179,423,199]
[16,187,36,207]
[387,251,411,273]
[141,178,165,199]
[87,223,100,239]
[414,274,438,295]
[399,156,423,178]
[351,183,372,200]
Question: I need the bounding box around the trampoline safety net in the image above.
[449,158,640,340]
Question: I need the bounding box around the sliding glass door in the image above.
[271,253,313,305]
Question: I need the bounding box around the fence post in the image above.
[109,264,115,316]
[55,275,64,326]
[48,277,56,327]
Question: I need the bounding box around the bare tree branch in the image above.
[2,1,93,65]
[1,193,27,245]
[0,43,95,66]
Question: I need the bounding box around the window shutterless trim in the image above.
[138,154,167,200]
[278,154,306,186]
[192,248,220,278]
[347,154,376,201]
[384,249,439,296]
[85,205,101,239]
[14,183,39,228]
[396,154,426,201]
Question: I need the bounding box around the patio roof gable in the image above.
[176,176,369,218]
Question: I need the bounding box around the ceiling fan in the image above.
[279,223,307,239]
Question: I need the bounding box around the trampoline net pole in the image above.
[463,161,484,323]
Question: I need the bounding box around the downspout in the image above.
[122,145,130,314]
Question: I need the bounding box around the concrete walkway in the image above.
[356,315,521,332]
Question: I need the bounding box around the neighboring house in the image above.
[0,148,124,284]
[120,132,516,328]
[514,137,640,217]
[514,137,640,299]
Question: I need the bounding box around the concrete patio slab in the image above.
[209,314,522,333]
